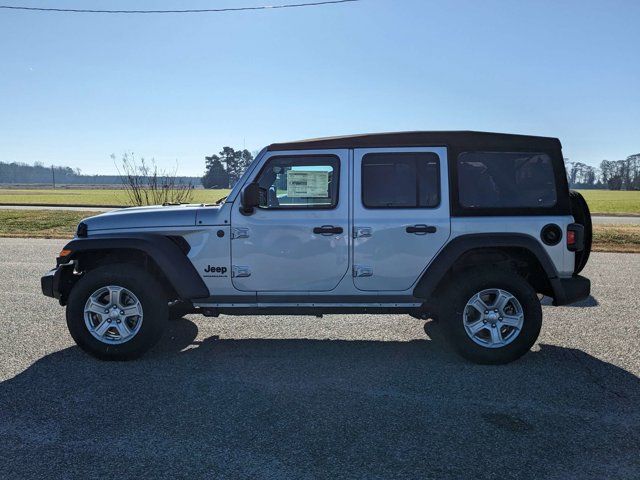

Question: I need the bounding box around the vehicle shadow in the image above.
[541,294,600,307]
[1,318,638,480]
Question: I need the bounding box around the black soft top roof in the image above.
[267,131,561,152]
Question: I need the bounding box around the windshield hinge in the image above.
[232,265,251,278]
[353,226,372,238]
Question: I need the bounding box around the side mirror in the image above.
[240,182,261,215]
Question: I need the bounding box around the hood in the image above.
[82,203,223,232]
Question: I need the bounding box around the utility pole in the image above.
[51,165,56,189]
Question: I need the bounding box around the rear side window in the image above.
[457,152,556,208]
[362,152,440,208]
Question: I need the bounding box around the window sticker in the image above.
[287,170,329,198]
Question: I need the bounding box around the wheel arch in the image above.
[59,234,209,305]
[413,233,560,302]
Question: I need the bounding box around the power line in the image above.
[0,0,359,14]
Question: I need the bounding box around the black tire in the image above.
[66,264,169,360]
[569,190,592,274]
[439,269,542,365]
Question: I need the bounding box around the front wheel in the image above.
[66,264,169,360]
[439,269,542,364]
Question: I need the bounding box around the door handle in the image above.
[313,225,343,235]
[406,224,437,235]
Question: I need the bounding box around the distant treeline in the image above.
[0,161,199,186]
[566,154,640,190]
[3,154,640,191]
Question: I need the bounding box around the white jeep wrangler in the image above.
[41,131,591,364]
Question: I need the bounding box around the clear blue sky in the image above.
[1,0,639,176]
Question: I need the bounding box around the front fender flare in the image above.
[63,234,209,300]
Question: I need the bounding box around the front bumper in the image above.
[552,275,591,306]
[41,259,75,302]
[41,268,61,299]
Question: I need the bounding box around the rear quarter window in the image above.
[457,152,557,209]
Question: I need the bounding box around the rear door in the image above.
[230,150,349,292]
[352,147,450,291]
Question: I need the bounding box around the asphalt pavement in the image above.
[590,215,640,224]
[0,238,638,479]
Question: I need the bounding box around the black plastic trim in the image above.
[213,306,420,316]
[412,233,560,299]
[41,262,74,302]
[553,275,590,306]
[41,269,56,298]
[63,233,209,300]
[166,235,191,255]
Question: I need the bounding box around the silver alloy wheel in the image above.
[463,288,524,349]
[84,285,143,345]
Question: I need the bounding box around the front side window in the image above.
[362,152,440,208]
[457,152,557,209]
[254,155,339,209]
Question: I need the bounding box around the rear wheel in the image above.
[66,264,168,360]
[569,190,592,274]
[440,269,542,364]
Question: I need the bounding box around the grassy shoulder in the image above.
[0,210,93,238]
[0,188,229,207]
[593,224,640,253]
[2,209,639,253]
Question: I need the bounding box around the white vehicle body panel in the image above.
[352,147,451,291]
[229,149,350,292]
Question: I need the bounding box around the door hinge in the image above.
[231,227,249,239]
[353,226,372,238]
[232,265,251,278]
[353,265,373,277]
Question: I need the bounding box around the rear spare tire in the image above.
[569,190,592,274]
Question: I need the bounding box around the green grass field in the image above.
[0,188,230,207]
[0,188,638,215]
[577,190,640,216]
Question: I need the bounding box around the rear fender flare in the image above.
[413,233,561,300]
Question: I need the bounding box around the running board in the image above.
[196,303,424,317]
[194,302,422,309]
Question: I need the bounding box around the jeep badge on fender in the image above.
[204,265,227,276]
[40,131,591,363]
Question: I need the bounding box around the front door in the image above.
[230,150,349,292]
[352,147,451,291]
